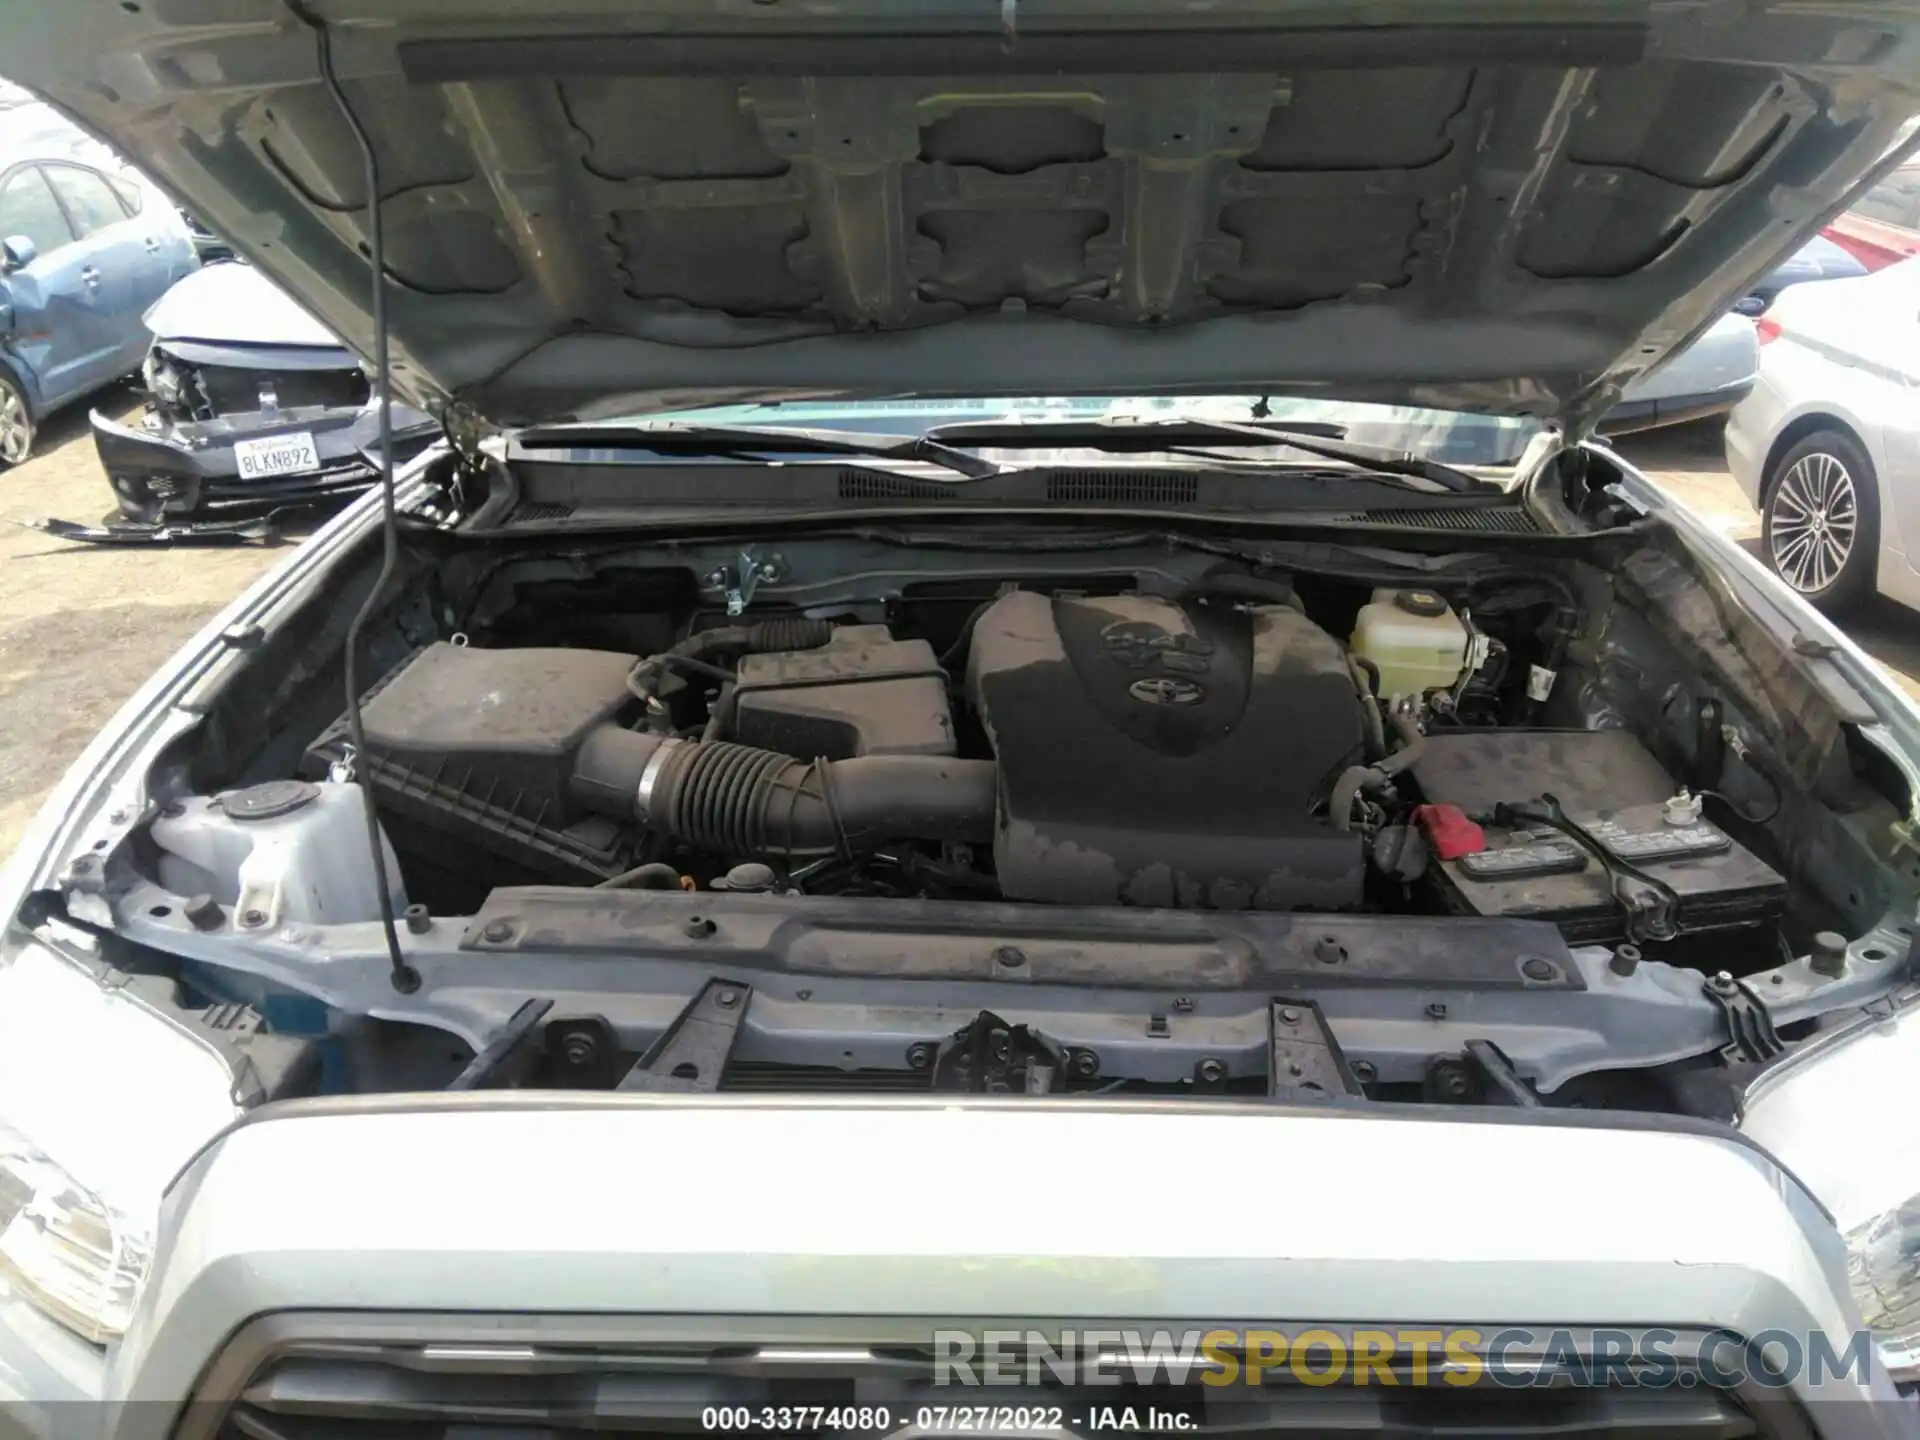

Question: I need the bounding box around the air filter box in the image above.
[302,642,641,882]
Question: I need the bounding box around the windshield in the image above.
[597,395,1546,469]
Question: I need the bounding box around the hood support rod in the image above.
[288,0,419,993]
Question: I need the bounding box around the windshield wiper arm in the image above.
[514,416,1499,492]
[513,421,1000,479]
[921,416,1495,493]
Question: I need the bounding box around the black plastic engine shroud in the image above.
[966,591,1367,909]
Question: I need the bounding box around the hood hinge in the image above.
[436,399,491,469]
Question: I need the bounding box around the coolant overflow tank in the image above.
[150,780,407,929]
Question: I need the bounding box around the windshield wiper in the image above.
[920,416,1497,493]
[513,420,1001,480]
[514,415,1500,493]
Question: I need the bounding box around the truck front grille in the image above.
[185,1330,1771,1440]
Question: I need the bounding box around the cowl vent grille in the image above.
[1336,503,1541,534]
[837,470,964,500]
[509,500,577,523]
[1046,471,1199,503]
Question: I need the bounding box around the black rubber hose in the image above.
[1330,712,1426,831]
[939,598,1000,670]
[701,681,737,744]
[572,728,996,859]
[1186,570,1298,607]
[627,617,836,707]
[653,652,736,685]
[1328,765,1372,832]
[668,617,834,672]
[729,617,835,654]
[595,861,684,891]
[1346,654,1386,760]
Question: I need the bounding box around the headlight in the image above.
[1742,1003,1920,1381]
[141,352,182,408]
[0,1122,150,1342]
[0,928,241,1343]
[1848,1196,1920,1377]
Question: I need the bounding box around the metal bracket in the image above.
[436,398,491,470]
[617,980,752,1092]
[1462,1039,1540,1107]
[709,548,783,617]
[543,1014,622,1089]
[1267,998,1364,1102]
[1703,972,1784,1064]
[448,998,556,1090]
[933,1009,1070,1094]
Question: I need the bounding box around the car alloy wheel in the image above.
[0,378,31,467]
[1769,449,1859,595]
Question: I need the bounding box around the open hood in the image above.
[13,0,1920,437]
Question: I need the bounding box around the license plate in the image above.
[233,431,320,480]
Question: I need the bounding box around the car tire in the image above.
[1761,428,1880,616]
[0,373,32,469]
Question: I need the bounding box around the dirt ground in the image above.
[0,387,286,853]
[0,405,1916,859]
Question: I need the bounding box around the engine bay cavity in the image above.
[258,566,1791,951]
[112,521,1894,1112]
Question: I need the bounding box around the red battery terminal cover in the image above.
[1413,803,1486,860]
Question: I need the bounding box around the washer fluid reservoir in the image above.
[150,780,406,928]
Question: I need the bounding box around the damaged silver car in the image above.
[6,1,1920,1434]
[84,261,434,534]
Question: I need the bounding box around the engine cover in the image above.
[966,591,1366,909]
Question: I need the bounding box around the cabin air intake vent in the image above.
[836,470,962,500]
[1335,504,1542,534]
[509,500,576,523]
[1045,471,1199,503]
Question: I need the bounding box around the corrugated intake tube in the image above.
[572,727,997,860]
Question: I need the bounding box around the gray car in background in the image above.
[1606,310,1761,434]
[0,93,196,465]
[85,261,436,532]
[1604,236,1869,435]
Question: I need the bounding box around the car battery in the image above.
[1407,729,1785,944]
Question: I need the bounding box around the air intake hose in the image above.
[572,727,997,859]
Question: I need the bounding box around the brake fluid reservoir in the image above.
[149,780,406,928]
[1349,588,1471,700]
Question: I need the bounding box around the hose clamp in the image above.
[636,738,685,818]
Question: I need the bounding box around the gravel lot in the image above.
[0,389,286,853]
[0,404,1916,858]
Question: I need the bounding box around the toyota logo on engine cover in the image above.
[1129,677,1206,706]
